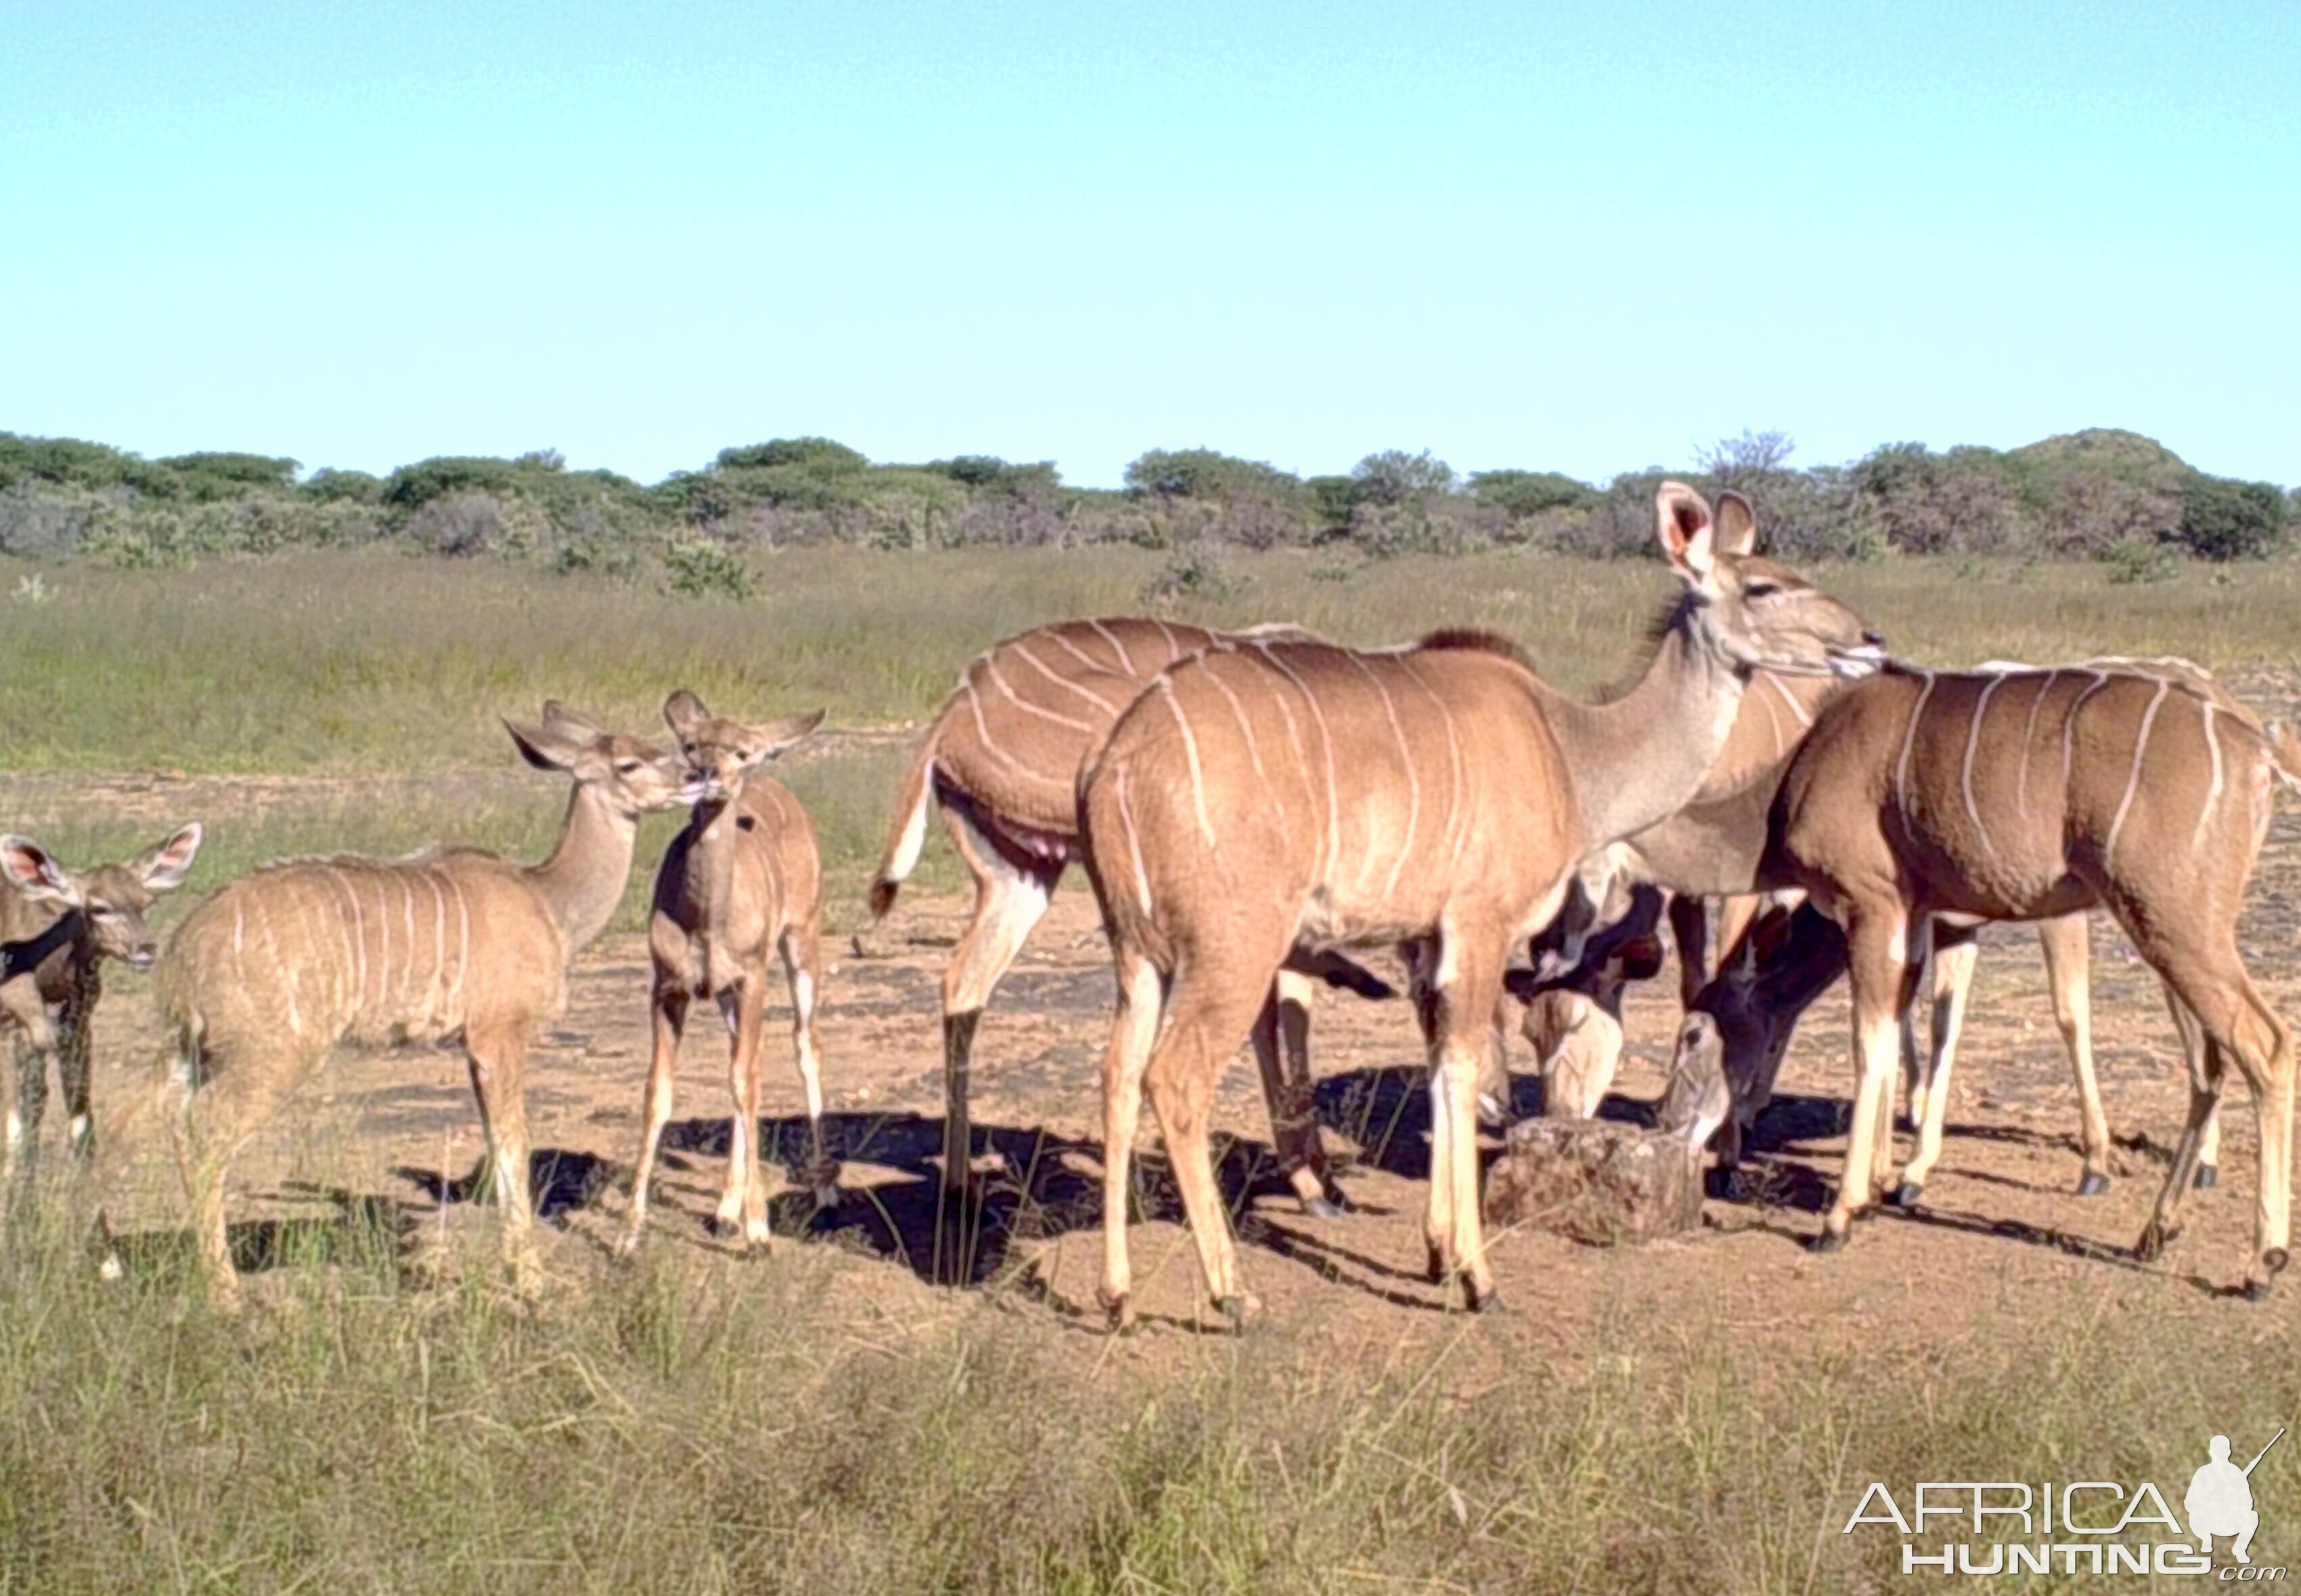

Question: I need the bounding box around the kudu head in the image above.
[505,700,690,819]
[663,691,826,806]
[0,824,205,973]
[1659,901,1848,1163]
[1653,482,1886,682]
[1507,885,1666,1120]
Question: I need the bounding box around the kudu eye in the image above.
[616,759,642,775]
[1745,579,1782,600]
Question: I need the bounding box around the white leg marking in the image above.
[1010,640,1121,713]
[1156,680,1217,847]
[2103,679,2170,868]
[985,655,1096,733]
[1894,671,1938,820]
[1961,673,2005,865]
[4,1110,20,1150]
[1087,619,1137,676]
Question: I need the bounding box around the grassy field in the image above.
[5,545,2301,1593]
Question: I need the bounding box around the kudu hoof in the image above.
[2075,1172,2111,1197]
[2193,1163,2219,1191]
[1811,1225,1850,1256]
[2245,1274,2277,1304]
[1425,1243,1446,1284]
[1300,1195,1347,1221]
[1889,1181,1924,1210]
[1216,1293,1261,1334]
[1100,1289,1138,1336]
[2134,1222,2176,1263]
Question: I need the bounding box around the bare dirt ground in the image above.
[31,673,2301,1387]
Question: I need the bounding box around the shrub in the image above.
[661,530,758,600]
[1140,539,1243,604]
[2174,474,2287,561]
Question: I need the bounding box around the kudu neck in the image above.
[525,783,641,956]
[1540,609,1750,855]
[0,911,81,983]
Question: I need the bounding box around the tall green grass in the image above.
[7,546,2299,774]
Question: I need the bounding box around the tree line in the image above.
[0,426,2289,580]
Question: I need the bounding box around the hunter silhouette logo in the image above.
[2190,1429,2283,1566]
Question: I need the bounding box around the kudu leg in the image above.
[938,812,1058,1197]
[2128,936,2292,1297]
[1422,931,1505,1312]
[1138,960,1276,1331]
[1897,923,1977,1205]
[5,1035,43,1195]
[782,920,838,1207]
[1668,893,1712,1013]
[2166,989,2222,1189]
[619,987,689,1255]
[1098,950,1165,1332]
[1818,904,1916,1252]
[464,1024,539,1298]
[2036,912,2115,1195]
[1251,969,1341,1217]
[59,1004,95,1166]
[717,982,774,1249]
[170,1048,294,1315]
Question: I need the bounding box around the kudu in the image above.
[155,703,688,1312]
[1078,483,1883,1328]
[1509,883,1666,1118]
[1749,661,2298,1296]
[0,827,203,1192]
[868,617,1391,1215]
[621,692,830,1255]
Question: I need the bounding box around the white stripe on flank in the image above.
[1767,671,1814,729]
[1255,644,1341,887]
[1148,617,1182,659]
[425,868,448,1021]
[1087,619,1136,676]
[1157,680,1217,847]
[1199,657,1274,809]
[399,873,418,1006]
[1395,657,1468,882]
[1255,660,1315,840]
[1114,770,1154,916]
[2014,669,2059,822]
[371,871,391,1013]
[324,867,367,1015]
[2104,678,2170,868]
[2061,669,2117,791]
[252,894,301,1042]
[1894,671,1938,819]
[1044,628,1106,673]
[1010,640,1121,714]
[1961,673,2006,864]
[445,872,472,1020]
[961,680,1070,789]
[2197,700,2225,851]
[1346,653,1421,901]
[231,902,245,956]
[983,656,1096,733]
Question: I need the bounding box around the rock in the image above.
[1483,1117,1705,1245]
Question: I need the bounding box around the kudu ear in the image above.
[0,837,82,908]
[663,690,713,742]
[744,709,826,763]
[540,700,608,737]
[1655,481,1718,584]
[1714,489,1759,556]
[505,717,593,774]
[135,822,205,893]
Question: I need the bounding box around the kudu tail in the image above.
[2266,722,2301,799]
[868,730,939,921]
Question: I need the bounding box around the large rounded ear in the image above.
[663,690,713,742]
[0,836,81,908]
[1714,489,1758,556]
[1654,481,1717,583]
[135,822,205,893]
[505,717,591,773]
[541,700,606,736]
[745,708,826,762]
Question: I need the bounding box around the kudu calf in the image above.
[156,703,688,1311]
[622,692,830,1254]
[0,827,203,1193]
[869,617,1389,1216]
[1754,661,2298,1296]
[1079,484,1883,1328]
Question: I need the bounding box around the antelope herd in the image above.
[1,481,2296,1321]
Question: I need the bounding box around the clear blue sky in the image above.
[4,1,2294,489]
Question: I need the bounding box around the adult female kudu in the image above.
[621,692,830,1254]
[868,617,1389,1216]
[156,703,690,1312]
[1079,483,1884,1328]
[1756,661,2297,1296]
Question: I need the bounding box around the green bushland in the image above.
[1,425,2289,573]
